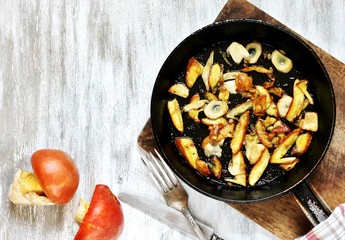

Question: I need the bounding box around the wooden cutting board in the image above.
[138,0,345,239]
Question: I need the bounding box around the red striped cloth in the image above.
[296,204,345,240]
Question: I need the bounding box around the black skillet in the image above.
[150,19,335,225]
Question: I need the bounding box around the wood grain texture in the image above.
[1,0,344,240]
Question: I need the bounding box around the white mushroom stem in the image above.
[75,199,90,224]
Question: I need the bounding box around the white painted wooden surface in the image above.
[0,1,343,239]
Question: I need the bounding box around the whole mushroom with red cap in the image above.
[74,184,124,240]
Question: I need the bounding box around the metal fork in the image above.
[141,148,207,240]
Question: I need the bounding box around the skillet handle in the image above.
[292,181,332,226]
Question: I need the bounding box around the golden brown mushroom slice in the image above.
[223,71,242,81]
[218,86,230,101]
[255,119,273,149]
[201,117,228,126]
[175,137,199,169]
[240,65,273,75]
[291,132,313,156]
[235,73,253,93]
[187,94,202,122]
[182,99,208,112]
[285,79,305,122]
[226,151,246,187]
[196,159,211,176]
[299,112,318,132]
[168,83,189,98]
[297,80,314,105]
[167,98,183,133]
[249,147,270,186]
[226,100,253,119]
[208,63,223,92]
[270,129,301,164]
[185,57,203,88]
[230,111,250,154]
[209,157,222,179]
[201,51,214,92]
[253,85,272,116]
[279,157,300,171]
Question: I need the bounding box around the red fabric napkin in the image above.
[296,204,345,240]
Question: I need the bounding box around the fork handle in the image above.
[181,206,208,240]
[210,234,224,240]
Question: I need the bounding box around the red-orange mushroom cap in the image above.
[31,149,79,204]
[75,184,124,240]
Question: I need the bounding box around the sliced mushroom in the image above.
[270,129,301,164]
[249,147,270,186]
[187,94,202,122]
[223,80,237,94]
[226,151,246,187]
[168,83,189,98]
[202,137,224,158]
[204,92,218,101]
[235,73,253,93]
[204,100,229,120]
[208,63,223,92]
[218,86,230,101]
[253,85,272,116]
[226,42,250,64]
[245,42,262,64]
[255,119,273,148]
[299,112,318,132]
[230,111,250,154]
[206,122,235,145]
[241,65,273,75]
[226,100,253,119]
[277,94,293,118]
[272,156,298,164]
[268,87,285,98]
[271,50,293,73]
[223,71,242,81]
[262,116,277,128]
[297,80,314,105]
[201,51,214,91]
[291,132,313,155]
[185,57,203,88]
[279,158,300,171]
[270,120,291,133]
[182,99,208,112]
[209,157,222,179]
[175,137,199,169]
[285,80,305,122]
[196,159,211,176]
[266,101,279,118]
[167,98,183,133]
[245,141,266,165]
[201,117,227,126]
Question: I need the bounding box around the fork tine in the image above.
[149,152,174,189]
[153,148,179,186]
[141,153,173,192]
[141,157,167,193]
